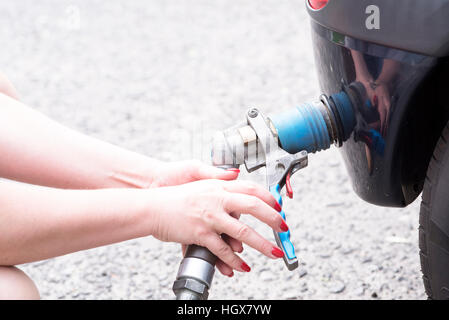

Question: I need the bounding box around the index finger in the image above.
[223,192,287,234]
[221,180,280,212]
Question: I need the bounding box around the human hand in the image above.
[149,159,240,188]
[373,83,391,136]
[356,74,376,106]
[152,162,250,276]
[147,179,288,275]
[180,216,243,278]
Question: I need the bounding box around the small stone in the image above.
[340,246,356,255]
[326,202,345,207]
[319,252,332,259]
[299,269,308,278]
[329,281,346,294]
[362,256,373,264]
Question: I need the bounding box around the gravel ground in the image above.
[0,0,425,299]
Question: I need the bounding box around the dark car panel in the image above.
[310,21,449,207]
[307,0,449,57]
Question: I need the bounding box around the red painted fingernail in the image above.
[280,220,289,232]
[226,168,240,173]
[274,202,282,212]
[272,247,284,258]
[228,271,234,277]
[241,262,251,272]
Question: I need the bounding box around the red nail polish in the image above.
[241,262,251,272]
[272,247,284,258]
[274,202,282,212]
[280,220,289,232]
[228,271,234,277]
[226,168,240,173]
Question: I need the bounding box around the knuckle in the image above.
[203,205,215,220]
[245,198,259,213]
[272,214,282,227]
[220,193,232,210]
[199,207,216,227]
[216,242,231,257]
[236,224,251,240]
[230,254,242,268]
[245,182,258,194]
[260,240,272,254]
[194,227,210,244]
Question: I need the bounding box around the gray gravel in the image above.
[0,0,425,299]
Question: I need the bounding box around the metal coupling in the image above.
[173,245,217,300]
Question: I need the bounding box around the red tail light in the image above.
[308,0,329,10]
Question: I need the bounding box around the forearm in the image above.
[0,180,155,266]
[351,50,373,82]
[0,93,160,189]
[376,59,399,84]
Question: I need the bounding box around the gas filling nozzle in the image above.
[173,88,357,299]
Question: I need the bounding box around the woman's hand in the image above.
[148,160,240,188]
[373,83,391,136]
[147,179,288,276]
[148,160,262,276]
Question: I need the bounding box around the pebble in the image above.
[299,269,308,278]
[329,281,346,294]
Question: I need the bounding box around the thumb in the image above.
[194,164,240,181]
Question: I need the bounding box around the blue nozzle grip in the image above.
[270,184,298,270]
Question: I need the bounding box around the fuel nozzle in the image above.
[174,87,359,300]
[208,89,358,270]
[211,89,356,168]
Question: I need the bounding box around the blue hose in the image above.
[270,101,331,154]
[270,91,356,154]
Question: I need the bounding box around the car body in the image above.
[306,0,449,207]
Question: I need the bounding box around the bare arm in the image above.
[0,180,153,265]
[376,58,400,84]
[0,92,162,189]
[0,178,286,273]
[0,93,237,189]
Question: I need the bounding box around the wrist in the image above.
[108,153,163,189]
[137,187,169,240]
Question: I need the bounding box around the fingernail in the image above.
[226,168,240,173]
[280,220,289,232]
[228,271,234,277]
[274,202,282,212]
[241,262,251,272]
[271,247,284,258]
